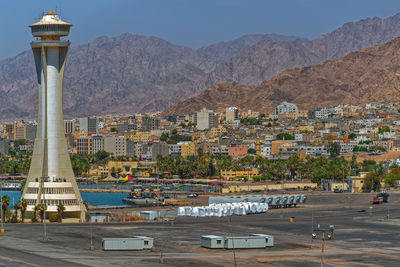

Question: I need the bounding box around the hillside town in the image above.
[2,100,400,193]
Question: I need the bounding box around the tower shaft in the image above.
[22,12,84,221]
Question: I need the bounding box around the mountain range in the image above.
[2,13,400,119]
[165,36,400,115]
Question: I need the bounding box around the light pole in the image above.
[1,179,4,232]
[41,176,48,241]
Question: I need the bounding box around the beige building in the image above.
[104,135,126,156]
[226,107,239,122]
[349,172,368,193]
[181,142,196,158]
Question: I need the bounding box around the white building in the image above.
[226,107,239,122]
[275,102,298,119]
[196,108,218,130]
[315,108,329,119]
[261,145,271,156]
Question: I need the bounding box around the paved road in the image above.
[0,192,400,266]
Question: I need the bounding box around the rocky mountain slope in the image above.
[0,34,215,119]
[197,33,304,64]
[164,37,400,115]
[187,13,400,94]
[2,13,400,119]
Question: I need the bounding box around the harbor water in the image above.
[1,191,127,207]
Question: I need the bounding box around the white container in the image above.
[102,238,144,251]
[201,235,225,249]
[140,211,158,220]
[249,233,274,247]
[133,236,154,249]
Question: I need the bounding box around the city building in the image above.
[80,117,98,134]
[141,116,160,132]
[228,145,248,157]
[226,107,239,122]
[196,108,218,130]
[104,135,126,156]
[76,136,91,154]
[275,102,299,119]
[64,120,74,134]
[91,135,104,154]
[22,11,84,220]
[152,142,169,160]
[0,138,9,156]
[180,142,196,158]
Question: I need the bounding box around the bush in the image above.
[5,210,12,222]
[49,213,59,223]
[9,214,17,223]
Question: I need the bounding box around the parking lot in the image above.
[0,191,400,266]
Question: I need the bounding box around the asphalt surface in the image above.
[0,191,400,266]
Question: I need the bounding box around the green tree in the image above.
[91,150,110,165]
[362,160,377,172]
[56,203,65,223]
[350,154,358,170]
[287,153,302,179]
[18,198,28,223]
[36,204,47,223]
[348,133,357,140]
[160,133,168,142]
[378,126,390,134]
[327,142,341,157]
[363,172,381,192]
[277,133,294,140]
[247,148,256,154]
[1,195,10,223]
[384,173,400,187]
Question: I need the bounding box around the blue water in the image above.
[1,191,128,207]
[78,184,215,192]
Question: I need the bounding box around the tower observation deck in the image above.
[22,11,85,221]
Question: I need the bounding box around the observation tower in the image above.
[22,11,85,220]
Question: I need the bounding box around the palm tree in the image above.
[1,195,10,223]
[13,203,18,216]
[19,181,26,192]
[18,198,28,223]
[36,204,47,223]
[83,201,89,210]
[57,203,65,223]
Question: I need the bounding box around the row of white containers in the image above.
[178,202,269,217]
[209,194,307,205]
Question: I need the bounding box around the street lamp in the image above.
[41,176,48,241]
[0,179,4,233]
[312,224,335,267]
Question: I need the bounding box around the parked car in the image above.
[187,193,198,198]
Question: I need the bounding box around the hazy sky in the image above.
[1,0,400,60]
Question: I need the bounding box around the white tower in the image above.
[22,11,85,220]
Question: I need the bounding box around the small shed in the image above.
[140,211,158,220]
[249,234,274,247]
[225,236,266,249]
[102,238,144,251]
[201,235,225,249]
[133,236,154,249]
[88,213,111,223]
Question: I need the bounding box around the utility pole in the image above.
[156,173,160,220]
[1,179,3,232]
[41,176,47,241]
[311,205,314,248]
[321,232,325,267]
[89,220,95,250]
[228,216,237,267]
[387,204,390,220]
